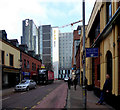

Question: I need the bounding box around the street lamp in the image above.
[82,0,87,109]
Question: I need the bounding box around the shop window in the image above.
[1,51,5,65]
[106,1,112,23]
[9,54,14,66]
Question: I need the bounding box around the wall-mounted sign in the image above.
[86,48,98,57]
[23,72,30,76]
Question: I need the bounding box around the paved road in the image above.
[2,80,68,109]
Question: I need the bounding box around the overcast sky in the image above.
[0,0,95,43]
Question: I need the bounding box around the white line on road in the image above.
[21,92,26,94]
[2,97,10,101]
[39,86,45,88]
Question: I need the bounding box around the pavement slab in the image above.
[66,85,115,110]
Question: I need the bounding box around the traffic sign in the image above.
[86,48,98,57]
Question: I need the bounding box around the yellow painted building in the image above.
[83,1,120,99]
[0,33,21,88]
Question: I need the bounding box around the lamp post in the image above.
[20,60,22,83]
[82,0,87,109]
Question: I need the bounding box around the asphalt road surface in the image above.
[2,80,68,109]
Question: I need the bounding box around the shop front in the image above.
[2,66,20,88]
[22,72,30,80]
[31,71,38,82]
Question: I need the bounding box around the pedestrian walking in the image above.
[96,74,112,105]
[68,77,71,89]
[73,77,78,90]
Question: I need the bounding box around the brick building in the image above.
[75,44,80,69]
[19,45,42,82]
[72,26,81,69]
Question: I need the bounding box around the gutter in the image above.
[91,6,120,47]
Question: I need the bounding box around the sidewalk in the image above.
[2,87,15,97]
[66,85,115,109]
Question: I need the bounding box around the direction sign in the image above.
[86,48,98,57]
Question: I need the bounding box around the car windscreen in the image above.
[39,70,46,74]
[21,80,30,84]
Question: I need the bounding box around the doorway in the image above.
[106,51,112,78]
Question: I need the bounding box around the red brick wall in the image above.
[94,47,100,88]
[21,52,41,77]
[72,30,80,68]
[75,46,80,69]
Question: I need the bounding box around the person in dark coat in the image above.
[96,74,112,105]
[73,77,78,90]
[68,77,71,89]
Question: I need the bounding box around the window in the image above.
[9,54,14,66]
[24,59,26,68]
[32,63,34,70]
[106,1,112,23]
[78,30,81,35]
[27,60,29,68]
[1,51,5,65]
[54,41,56,47]
[38,65,39,69]
[35,64,36,70]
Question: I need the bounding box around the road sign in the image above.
[86,48,98,57]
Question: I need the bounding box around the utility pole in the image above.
[82,0,87,109]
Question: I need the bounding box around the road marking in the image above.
[21,92,26,94]
[31,105,36,108]
[2,97,10,101]
[23,107,28,110]
[37,101,41,105]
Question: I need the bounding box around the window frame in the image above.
[106,1,112,24]
[1,50,5,65]
[24,59,26,68]
[9,53,14,67]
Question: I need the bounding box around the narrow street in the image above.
[2,80,68,109]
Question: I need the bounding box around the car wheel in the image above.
[34,85,37,89]
[26,86,29,91]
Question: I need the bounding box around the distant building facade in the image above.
[38,25,52,70]
[59,32,73,79]
[52,27,59,80]
[72,26,81,70]
[21,19,38,54]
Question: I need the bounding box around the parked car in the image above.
[15,79,36,91]
[64,77,68,82]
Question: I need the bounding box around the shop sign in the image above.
[86,48,98,57]
[23,72,30,76]
[3,68,19,73]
